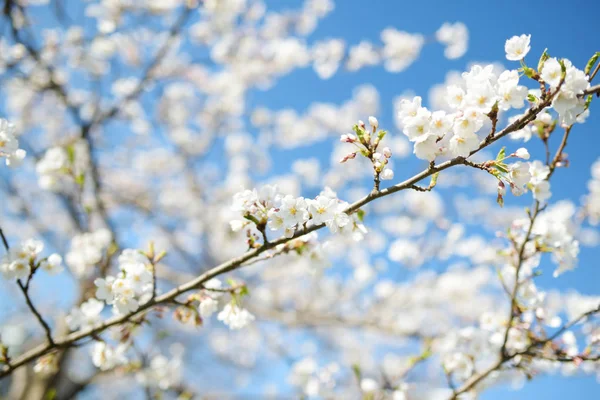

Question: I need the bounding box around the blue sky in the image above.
[257,0,600,397]
[1,0,598,397]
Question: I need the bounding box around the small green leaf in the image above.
[356,209,365,222]
[527,93,538,103]
[66,145,75,164]
[240,287,250,297]
[75,173,85,187]
[45,389,57,400]
[352,124,364,140]
[559,59,567,78]
[585,94,593,110]
[496,146,506,161]
[493,163,509,174]
[351,364,362,381]
[537,48,549,72]
[584,52,600,75]
[522,66,535,78]
[226,278,237,287]
[377,130,387,140]
[430,172,439,188]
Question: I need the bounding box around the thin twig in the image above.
[0,74,569,379]
[0,227,54,345]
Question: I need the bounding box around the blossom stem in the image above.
[0,227,55,346]
[0,93,577,378]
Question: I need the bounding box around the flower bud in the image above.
[380,169,394,180]
[514,148,530,160]
[497,180,506,196]
[358,120,366,130]
[372,152,383,160]
[340,134,357,143]
[382,147,392,158]
[339,152,357,163]
[368,116,379,130]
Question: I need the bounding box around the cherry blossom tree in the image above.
[0,0,599,399]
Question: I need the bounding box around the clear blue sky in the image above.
[2,1,598,397]
[258,0,600,397]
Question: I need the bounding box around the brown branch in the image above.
[0,228,54,346]
[451,304,600,398]
[582,83,600,97]
[452,119,579,399]
[0,78,568,379]
[499,202,541,358]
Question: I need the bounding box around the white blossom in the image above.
[91,342,127,371]
[217,303,255,330]
[505,34,531,61]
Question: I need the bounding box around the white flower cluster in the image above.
[395,35,590,168]
[504,34,590,126]
[36,147,69,191]
[36,141,89,191]
[500,157,552,202]
[65,228,112,278]
[512,202,580,277]
[93,249,153,315]
[508,110,553,142]
[66,249,153,332]
[436,22,468,60]
[0,239,63,279]
[66,297,103,331]
[0,118,26,167]
[172,278,256,330]
[231,185,364,239]
[217,303,256,330]
[544,58,590,125]
[288,357,340,398]
[316,21,468,77]
[136,345,183,390]
[340,116,395,182]
[197,278,256,330]
[380,28,425,73]
[196,278,222,319]
[91,341,128,371]
[398,63,528,162]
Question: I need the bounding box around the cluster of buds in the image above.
[473,146,552,206]
[174,305,202,327]
[340,117,393,191]
[0,239,63,280]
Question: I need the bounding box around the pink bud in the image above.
[382,147,392,158]
[368,116,378,130]
[497,180,506,196]
[340,134,357,143]
[339,152,357,163]
[380,169,394,180]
